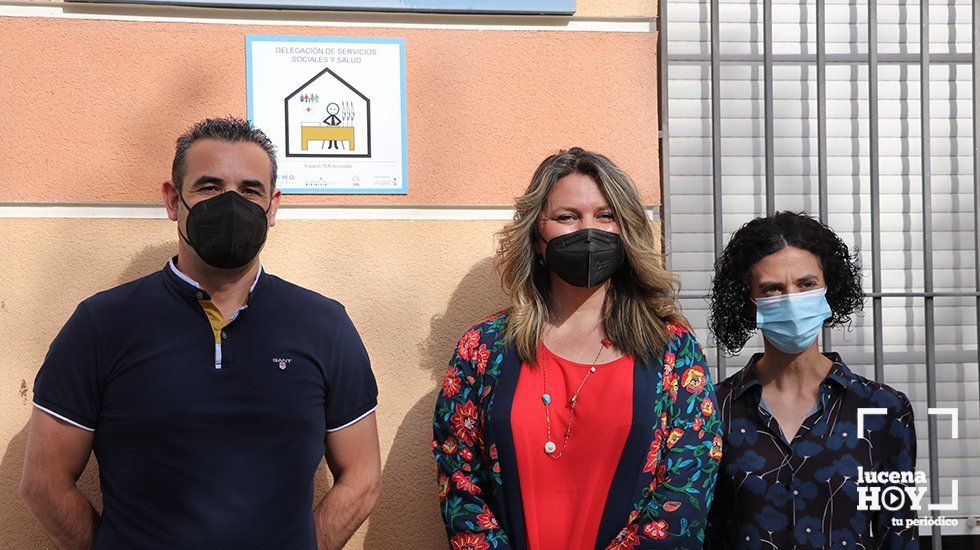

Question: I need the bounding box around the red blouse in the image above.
[510,343,634,550]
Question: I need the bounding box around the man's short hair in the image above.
[171,117,278,190]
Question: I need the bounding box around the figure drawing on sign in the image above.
[323,103,342,149]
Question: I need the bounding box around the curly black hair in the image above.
[708,211,863,355]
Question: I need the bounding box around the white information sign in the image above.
[247,36,407,194]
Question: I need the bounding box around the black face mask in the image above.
[543,228,626,287]
[178,190,271,269]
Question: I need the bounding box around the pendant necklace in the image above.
[541,337,612,459]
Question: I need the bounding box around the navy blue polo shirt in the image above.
[33,259,378,549]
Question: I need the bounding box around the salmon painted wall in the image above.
[0,19,659,205]
[0,0,661,547]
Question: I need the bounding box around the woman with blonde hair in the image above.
[433,148,722,549]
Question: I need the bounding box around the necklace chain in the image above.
[541,338,609,459]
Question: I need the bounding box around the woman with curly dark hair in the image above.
[705,211,919,549]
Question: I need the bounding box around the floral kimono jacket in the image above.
[433,312,723,550]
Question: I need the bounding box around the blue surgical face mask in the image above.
[753,287,832,354]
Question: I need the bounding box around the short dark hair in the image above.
[708,211,864,355]
[171,117,277,190]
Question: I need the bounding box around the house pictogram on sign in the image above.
[284,65,371,158]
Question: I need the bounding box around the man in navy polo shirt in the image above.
[20,117,381,549]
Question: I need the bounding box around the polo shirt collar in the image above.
[732,351,852,401]
[164,256,264,303]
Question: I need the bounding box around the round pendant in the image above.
[544,441,557,454]
[541,393,552,405]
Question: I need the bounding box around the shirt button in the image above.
[740,428,746,433]
[793,490,799,495]
[806,528,812,533]
[196,292,204,299]
[843,432,848,437]
[221,331,228,340]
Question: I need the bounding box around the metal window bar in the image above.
[710,0,725,381]
[658,0,671,273]
[869,0,884,386]
[919,1,941,545]
[974,0,980,446]
[668,52,973,63]
[657,0,980,544]
[817,0,832,353]
[764,0,775,217]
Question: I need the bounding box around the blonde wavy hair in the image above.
[496,147,687,365]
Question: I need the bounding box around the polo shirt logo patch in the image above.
[273,357,292,370]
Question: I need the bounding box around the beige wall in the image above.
[0,0,659,547]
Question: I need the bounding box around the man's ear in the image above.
[162,181,180,222]
[268,189,283,227]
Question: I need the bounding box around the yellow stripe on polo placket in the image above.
[199,299,231,369]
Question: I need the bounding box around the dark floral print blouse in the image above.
[707,353,919,549]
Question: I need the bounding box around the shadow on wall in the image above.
[0,242,174,549]
[0,423,102,550]
[116,242,177,287]
[364,256,507,549]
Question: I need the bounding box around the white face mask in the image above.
[753,288,832,354]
